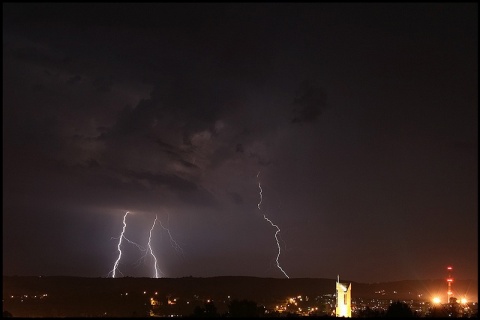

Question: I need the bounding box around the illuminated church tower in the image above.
[335,275,352,317]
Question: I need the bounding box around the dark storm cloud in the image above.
[291,80,327,124]
[118,168,216,206]
[97,126,109,133]
[4,114,65,157]
[12,45,67,66]
[85,158,100,168]
[92,76,113,93]
[108,102,158,137]
[155,139,196,167]
[126,170,198,193]
[248,152,273,167]
[97,61,299,174]
[67,74,82,85]
[177,159,198,169]
[155,139,178,152]
[108,77,228,141]
[148,79,238,146]
[228,192,244,205]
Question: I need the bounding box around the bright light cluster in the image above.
[432,297,441,304]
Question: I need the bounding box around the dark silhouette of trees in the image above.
[385,300,414,318]
[193,306,205,317]
[427,302,463,318]
[472,309,478,318]
[192,301,219,317]
[286,311,301,317]
[3,310,13,317]
[357,306,385,317]
[204,301,218,317]
[228,299,260,317]
[427,306,448,318]
[445,300,461,318]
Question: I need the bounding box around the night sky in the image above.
[3,4,478,283]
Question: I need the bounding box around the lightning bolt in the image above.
[122,236,147,252]
[132,215,164,278]
[262,215,289,278]
[110,211,128,278]
[109,211,147,278]
[158,214,184,256]
[257,172,290,278]
[257,171,263,210]
[108,211,182,278]
[147,215,160,278]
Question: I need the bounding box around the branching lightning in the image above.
[109,211,148,278]
[159,214,184,256]
[136,215,164,278]
[147,215,160,278]
[110,211,128,278]
[257,172,290,278]
[108,211,183,278]
[122,235,147,252]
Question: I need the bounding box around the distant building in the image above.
[335,276,351,317]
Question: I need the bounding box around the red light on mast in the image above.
[446,266,454,303]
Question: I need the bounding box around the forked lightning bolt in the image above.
[147,215,160,278]
[122,235,147,252]
[257,172,289,278]
[109,211,147,278]
[110,211,128,278]
[134,215,164,278]
[140,213,182,277]
[108,211,182,278]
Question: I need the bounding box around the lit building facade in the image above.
[335,276,351,317]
